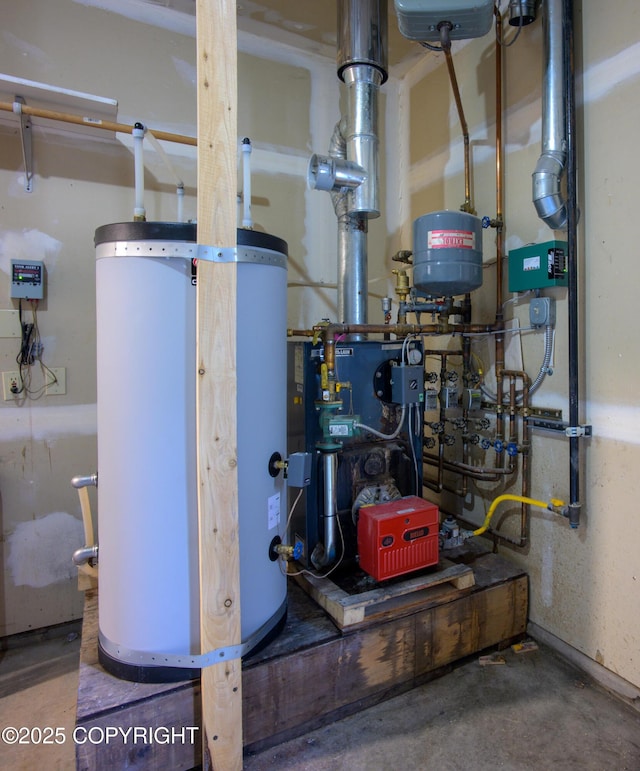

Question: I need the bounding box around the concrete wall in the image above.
[405,0,640,689]
[0,0,387,636]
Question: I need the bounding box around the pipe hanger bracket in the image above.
[565,424,592,438]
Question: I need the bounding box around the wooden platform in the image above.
[75,546,527,769]
[293,557,475,630]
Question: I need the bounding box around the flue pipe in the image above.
[330,0,387,330]
[532,0,568,229]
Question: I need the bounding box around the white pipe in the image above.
[242,137,253,229]
[132,123,146,221]
[144,129,186,222]
[177,184,184,223]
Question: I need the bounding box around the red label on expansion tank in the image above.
[428,229,475,249]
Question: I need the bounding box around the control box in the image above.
[390,363,424,404]
[508,241,568,292]
[11,260,45,300]
[358,496,439,582]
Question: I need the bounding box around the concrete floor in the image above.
[1,622,639,770]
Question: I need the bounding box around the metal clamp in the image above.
[565,424,592,438]
[197,245,237,263]
[98,598,286,670]
[197,244,287,268]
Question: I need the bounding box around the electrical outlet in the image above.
[2,371,21,400]
[46,367,66,396]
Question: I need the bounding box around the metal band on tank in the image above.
[98,597,287,669]
[95,241,287,269]
[197,244,287,268]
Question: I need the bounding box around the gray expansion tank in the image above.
[412,210,483,297]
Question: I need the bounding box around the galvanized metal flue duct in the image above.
[533,0,568,230]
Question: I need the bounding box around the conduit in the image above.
[564,0,582,526]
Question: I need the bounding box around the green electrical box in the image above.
[508,241,568,292]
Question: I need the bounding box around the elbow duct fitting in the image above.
[533,0,568,230]
[73,544,98,567]
[308,154,367,193]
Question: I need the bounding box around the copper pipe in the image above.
[441,28,475,214]
[317,322,440,339]
[494,7,505,312]
[508,375,518,472]
[324,338,336,375]
[450,323,497,334]
[494,369,532,546]
[423,442,445,493]
[519,373,532,543]
[0,101,197,146]
[423,453,515,480]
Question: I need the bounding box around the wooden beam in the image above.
[195,1,242,769]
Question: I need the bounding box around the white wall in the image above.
[404,0,640,689]
[0,0,354,636]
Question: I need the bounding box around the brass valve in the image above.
[392,269,411,303]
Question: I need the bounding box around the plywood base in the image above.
[75,547,527,769]
[293,557,475,630]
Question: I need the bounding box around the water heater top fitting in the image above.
[394,0,495,42]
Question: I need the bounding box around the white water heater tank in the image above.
[95,221,288,682]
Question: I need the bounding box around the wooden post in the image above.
[195,1,242,769]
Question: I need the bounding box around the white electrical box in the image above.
[11,260,44,300]
[394,0,495,42]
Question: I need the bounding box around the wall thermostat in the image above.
[11,260,44,300]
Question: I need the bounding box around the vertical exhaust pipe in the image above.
[308,0,387,329]
[337,0,387,218]
[532,0,568,230]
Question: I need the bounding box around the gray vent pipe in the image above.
[337,0,386,218]
[533,0,568,230]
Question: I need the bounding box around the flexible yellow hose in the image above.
[473,493,565,536]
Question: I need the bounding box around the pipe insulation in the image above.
[533,0,568,230]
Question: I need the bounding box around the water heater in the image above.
[95,221,288,682]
